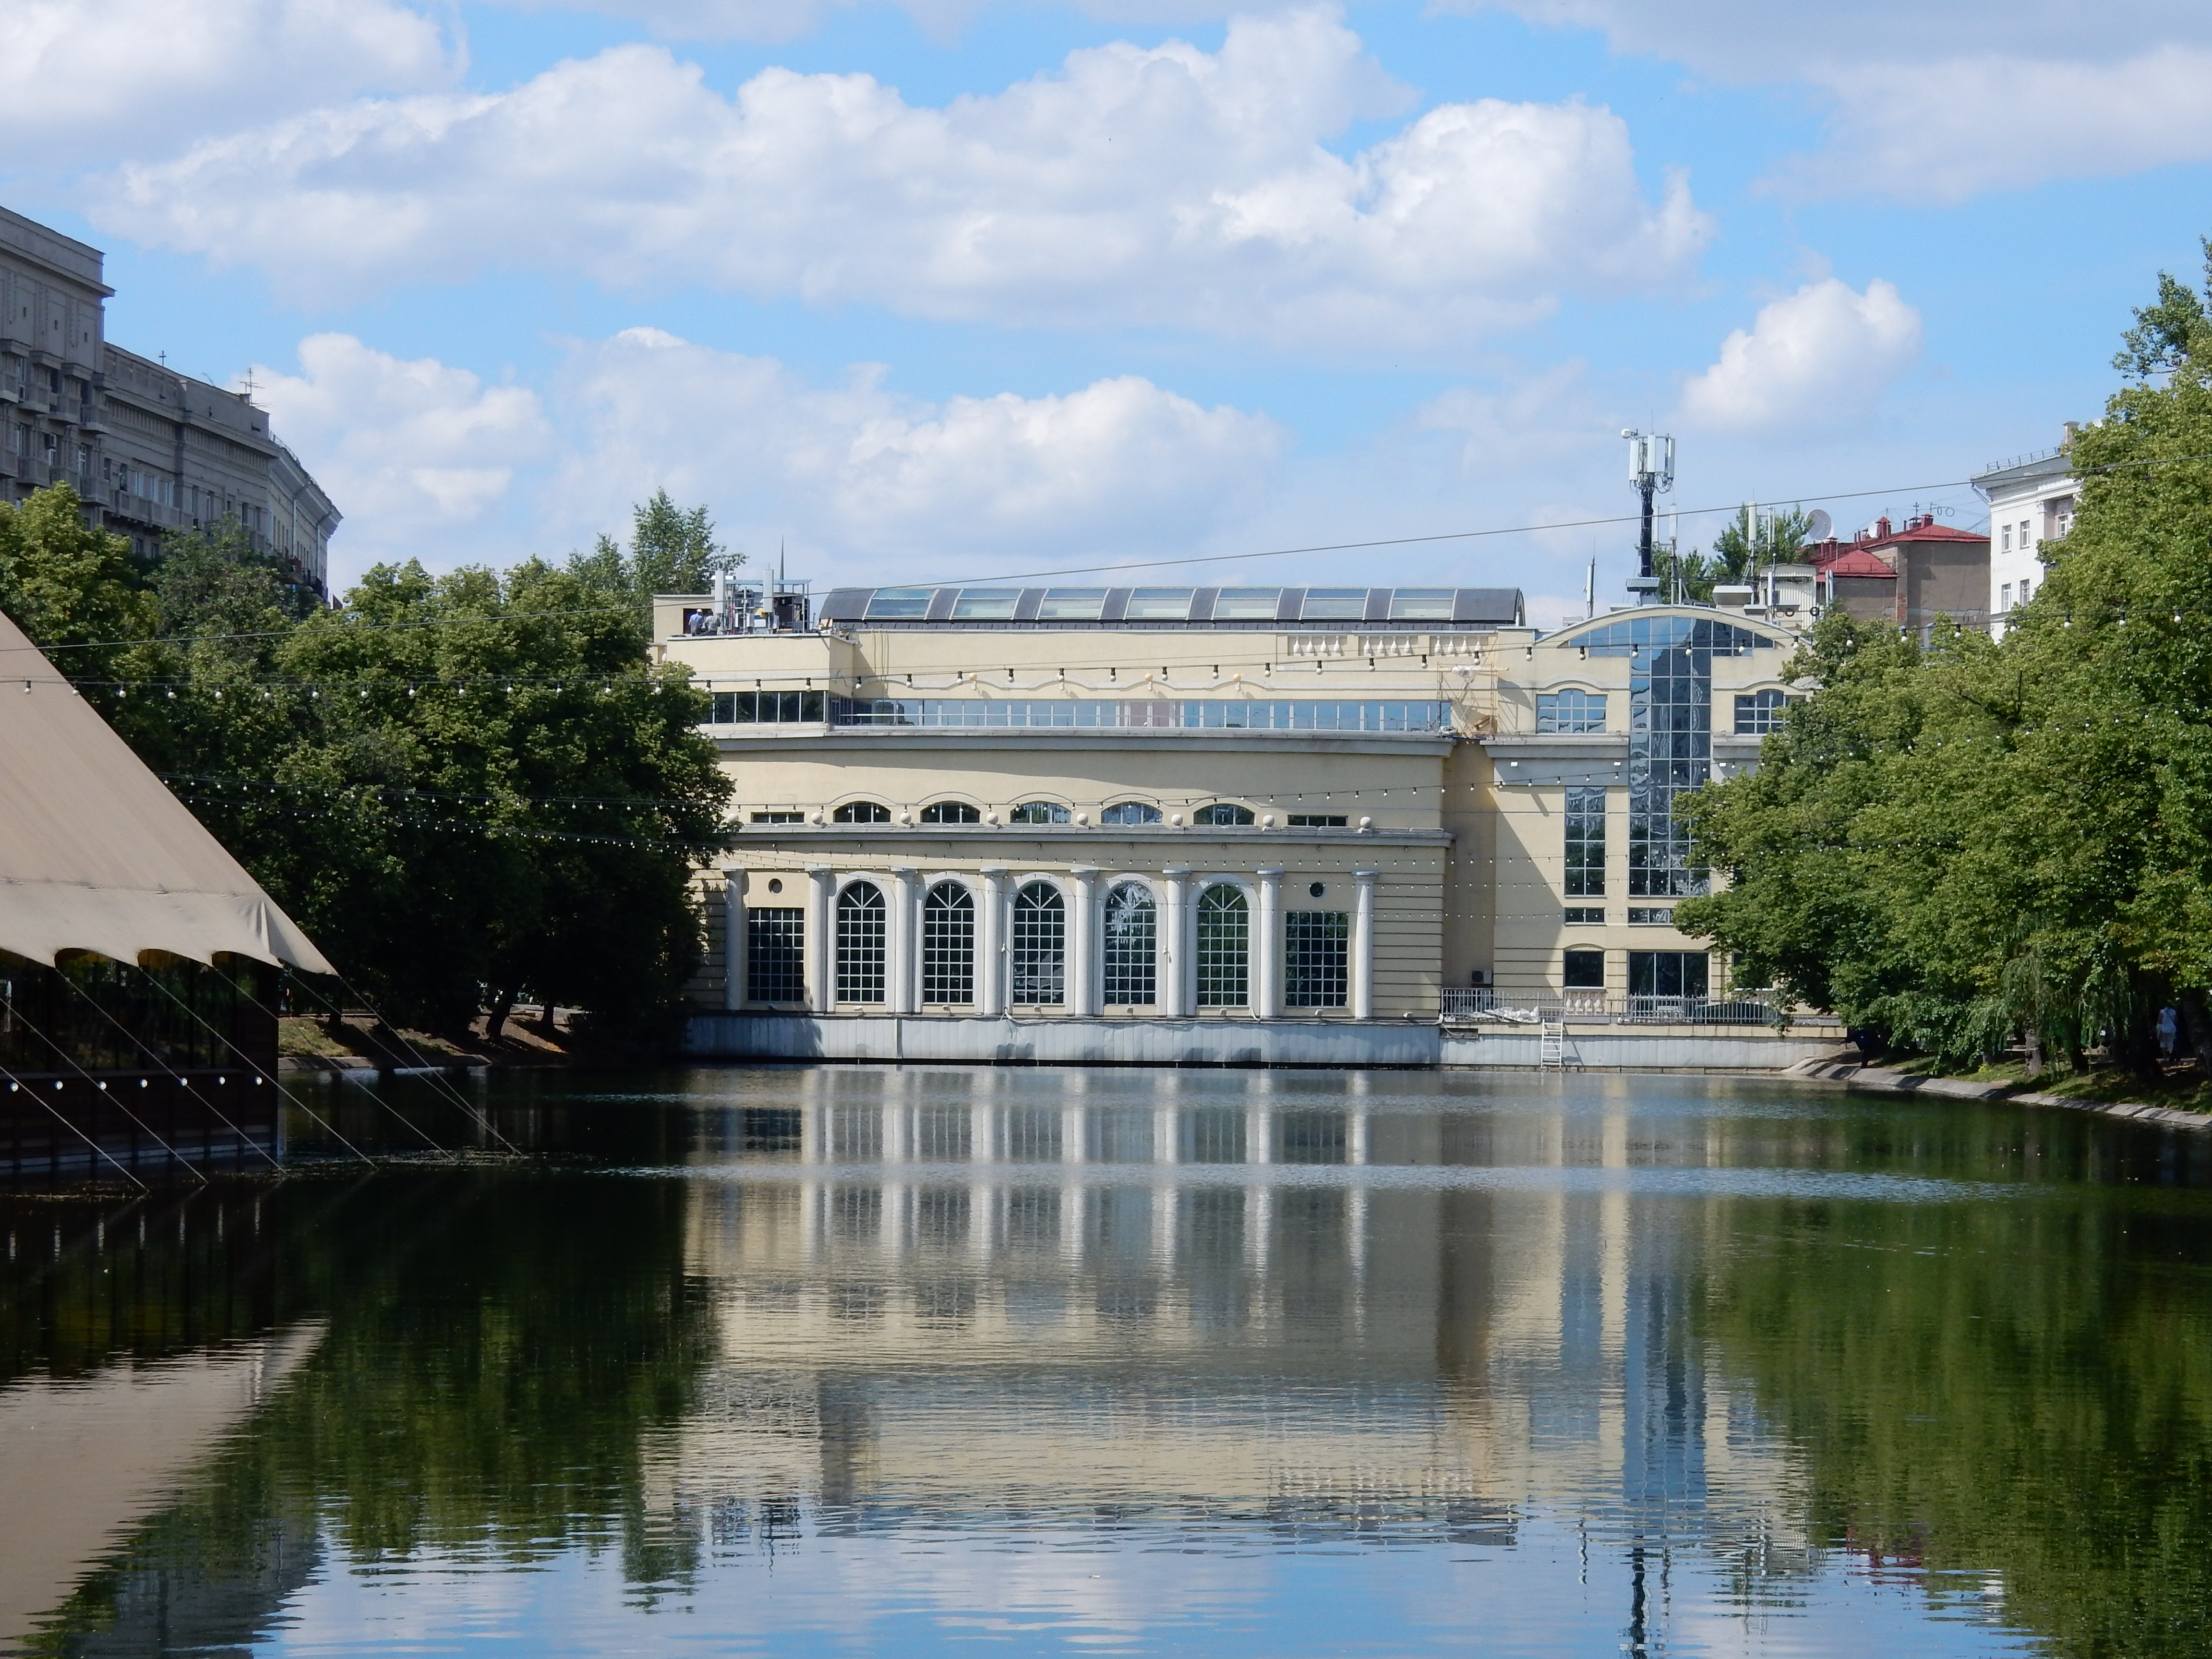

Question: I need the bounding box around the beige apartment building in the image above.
[662,579,1820,1067]
[0,205,338,592]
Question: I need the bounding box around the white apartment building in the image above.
[1972,428,2080,638]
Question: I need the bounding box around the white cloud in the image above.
[1780,48,2212,203]
[1452,0,2212,200]
[93,9,1708,349]
[546,328,1284,581]
[259,328,1283,586]
[251,334,554,565]
[0,0,456,170]
[1677,278,1922,433]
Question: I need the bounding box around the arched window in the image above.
[922,881,976,1004]
[1195,884,1249,1007]
[920,801,981,824]
[1010,881,1066,1006]
[834,801,891,823]
[1010,801,1071,824]
[1102,801,1162,825]
[836,882,887,1004]
[1192,803,1255,826]
[1102,882,1156,1006]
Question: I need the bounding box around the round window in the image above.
[767,878,783,894]
[1309,881,1326,898]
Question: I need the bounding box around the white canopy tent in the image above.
[0,607,332,975]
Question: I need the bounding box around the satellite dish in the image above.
[1801,508,1833,546]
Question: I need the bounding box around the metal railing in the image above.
[1441,988,1781,1026]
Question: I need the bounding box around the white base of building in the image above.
[685,1014,1838,1071]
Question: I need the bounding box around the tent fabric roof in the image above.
[0,608,332,974]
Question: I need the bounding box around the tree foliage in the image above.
[1677,249,2212,1073]
[1655,505,1816,604]
[567,489,741,634]
[0,492,733,1039]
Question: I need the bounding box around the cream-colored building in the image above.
[661,581,1811,1065]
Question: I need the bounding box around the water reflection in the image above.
[3,1068,2210,1657]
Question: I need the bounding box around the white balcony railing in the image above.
[1441,988,1781,1026]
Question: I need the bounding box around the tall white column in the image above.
[1253,867,1282,1019]
[722,867,747,1010]
[1159,866,1190,1017]
[1069,867,1100,1017]
[891,867,920,1014]
[1351,868,1378,1021]
[978,867,1007,1017]
[805,866,834,1013]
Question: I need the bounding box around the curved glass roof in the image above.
[820,584,1525,629]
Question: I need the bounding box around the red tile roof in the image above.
[1805,513,1985,575]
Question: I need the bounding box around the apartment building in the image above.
[0,205,338,593]
[658,581,1806,1065]
[1801,513,1991,638]
[1972,431,2080,638]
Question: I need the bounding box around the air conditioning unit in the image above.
[1469,969,1493,988]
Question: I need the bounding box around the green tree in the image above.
[1678,244,2212,1075]
[568,489,741,634]
[1653,505,1817,604]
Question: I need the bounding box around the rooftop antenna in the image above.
[1622,430,1674,602]
[1584,554,1595,620]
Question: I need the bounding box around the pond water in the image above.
[4,1067,2212,1659]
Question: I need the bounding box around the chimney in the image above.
[1875,516,1891,539]
[2062,421,2078,446]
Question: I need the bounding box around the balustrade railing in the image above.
[1440,988,1780,1026]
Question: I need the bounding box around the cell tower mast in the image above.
[1621,429,1674,600]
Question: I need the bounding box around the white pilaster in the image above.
[891,867,920,1014]
[978,867,1007,1016]
[1159,866,1190,1016]
[1069,866,1100,1017]
[722,867,747,1010]
[1351,868,1378,1021]
[805,865,834,1013]
[1253,867,1283,1019]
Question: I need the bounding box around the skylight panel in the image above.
[1124,588,1195,619]
[951,589,1021,618]
[1036,588,1108,619]
[1213,588,1282,619]
[1388,589,1455,620]
[1300,588,1369,620]
[864,587,935,620]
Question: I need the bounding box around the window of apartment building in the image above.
[1537,689,1606,733]
[1564,907,1604,924]
[2001,582,2014,612]
[1102,882,1157,1006]
[1733,689,1789,735]
[1193,803,1255,825]
[921,882,976,1004]
[1195,885,1250,1008]
[1628,950,1708,999]
[2001,524,2012,552]
[833,800,890,823]
[1010,882,1066,1006]
[2020,519,2032,551]
[1563,947,1605,989]
[1564,785,1606,898]
[1286,814,1347,827]
[2019,578,2033,604]
[1102,801,1163,825]
[746,909,805,1004]
[919,800,981,824]
[835,882,888,1004]
[1010,800,1070,824]
[1284,911,1349,1009]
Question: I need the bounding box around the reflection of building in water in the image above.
[654,1069,1809,1576]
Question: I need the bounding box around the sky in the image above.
[4,1,2210,625]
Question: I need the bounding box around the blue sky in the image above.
[5,0,2209,622]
